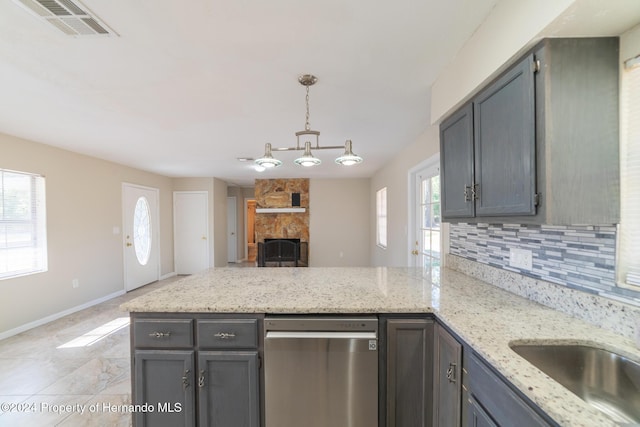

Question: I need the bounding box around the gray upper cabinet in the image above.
[440,37,620,225]
[441,104,474,219]
[473,54,536,217]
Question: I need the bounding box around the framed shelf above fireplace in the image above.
[256,208,306,213]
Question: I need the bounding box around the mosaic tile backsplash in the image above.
[449,223,640,305]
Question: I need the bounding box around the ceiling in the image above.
[0,1,638,187]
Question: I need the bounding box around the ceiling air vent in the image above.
[12,0,116,36]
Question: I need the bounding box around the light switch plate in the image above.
[509,248,533,270]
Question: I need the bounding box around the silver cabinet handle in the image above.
[149,331,171,338]
[471,184,479,201]
[198,370,205,388]
[214,332,236,340]
[182,369,190,390]
[446,362,457,383]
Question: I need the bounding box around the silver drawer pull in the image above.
[149,331,171,338]
[214,332,236,340]
[446,362,457,383]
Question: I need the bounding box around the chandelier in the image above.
[255,74,363,169]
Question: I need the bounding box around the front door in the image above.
[123,183,160,291]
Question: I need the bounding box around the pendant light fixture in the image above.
[255,74,363,169]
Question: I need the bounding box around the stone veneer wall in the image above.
[254,178,309,243]
[449,223,640,305]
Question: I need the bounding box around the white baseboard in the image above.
[0,289,126,341]
[160,271,177,280]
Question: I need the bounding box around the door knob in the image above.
[126,242,132,247]
[201,236,207,240]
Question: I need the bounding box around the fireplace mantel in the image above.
[256,208,306,213]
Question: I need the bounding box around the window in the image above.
[618,54,640,288]
[376,187,387,248]
[0,169,47,279]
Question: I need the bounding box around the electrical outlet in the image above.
[509,248,533,270]
[72,279,79,288]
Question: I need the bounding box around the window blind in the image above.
[0,169,47,279]
[376,187,387,248]
[618,56,640,287]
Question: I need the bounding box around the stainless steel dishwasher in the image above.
[264,317,379,427]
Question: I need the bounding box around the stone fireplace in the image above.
[254,178,309,266]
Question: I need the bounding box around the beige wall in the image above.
[370,126,440,267]
[0,133,174,337]
[309,178,371,266]
[431,0,575,123]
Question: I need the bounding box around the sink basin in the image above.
[510,343,640,424]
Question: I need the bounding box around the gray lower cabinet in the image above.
[433,323,462,427]
[466,396,497,427]
[198,351,259,427]
[131,315,261,427]
[465,352,554,427]
[134,350,196,427]
[385,317,435,427]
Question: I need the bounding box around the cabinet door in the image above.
[440,103,475,219]
[434,324,462,427]
[466,397,497,427]
[386,318,435,427]
[133,350,196,427]
[198,351,260,427]
[473,54,536,216]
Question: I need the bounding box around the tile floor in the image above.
[0,276,181,426]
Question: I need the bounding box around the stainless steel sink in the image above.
[510,343,640,424]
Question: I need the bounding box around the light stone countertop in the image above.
[121,266,640,427]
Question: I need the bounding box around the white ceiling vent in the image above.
[13,0,116,36]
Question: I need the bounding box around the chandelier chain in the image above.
[305,85,311,131]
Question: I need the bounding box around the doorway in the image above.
[174,191,209,274]
[227,197,237,263]
[246,199,256,262]
[409,155,441,280]
[122,183,160,291]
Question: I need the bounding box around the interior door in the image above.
[227,197,237,263]
[174,191,209,274]
[123,183,160,291]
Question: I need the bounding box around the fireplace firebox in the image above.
[258,239,308,267]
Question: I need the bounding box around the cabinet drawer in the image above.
[197,319,258,349]
[468,353,550,426]
[133,319,194,348]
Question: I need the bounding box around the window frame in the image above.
[376,187,387,249]
[618,54,640,290]
[0,168,48,280]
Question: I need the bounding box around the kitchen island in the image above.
[121,267,640,427]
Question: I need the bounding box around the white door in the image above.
[410,159,441,279]
[227,197,237,263]
[123,183,160,291]
[174,191,209,274]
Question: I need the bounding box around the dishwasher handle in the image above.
[266,331,377,340]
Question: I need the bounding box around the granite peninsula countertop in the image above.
[121,267,640,427]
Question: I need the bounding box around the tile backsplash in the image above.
[449,223,640,305]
